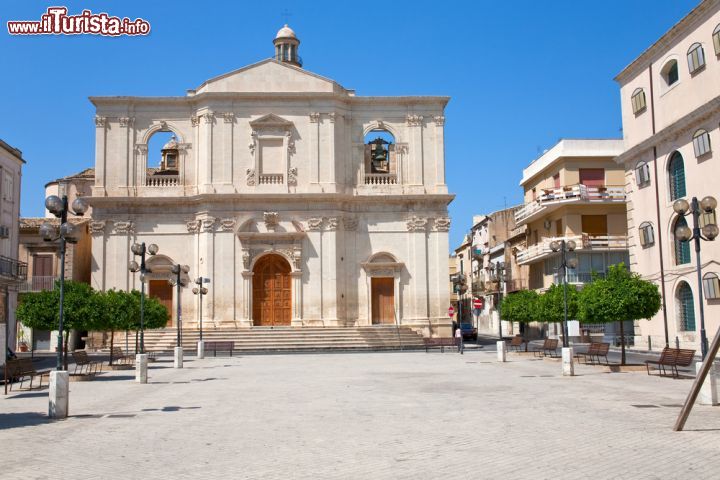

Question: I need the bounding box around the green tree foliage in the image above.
[538,283,579,324]
[578,263,661,364]
[499,290,540,324]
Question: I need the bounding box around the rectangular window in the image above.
[631,90,646,114]
[555,219,563,236]
[639,224,655,247]
[693,131,711,157]
[581,215,608,236]
[635,162,650,187]
[259,138,283,174]
[2,170,13,202]
[703,274,720,300]
[688,45,705,74]
[553,173,560,189]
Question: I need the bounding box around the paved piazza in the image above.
[3,350,720,479]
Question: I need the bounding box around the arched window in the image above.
[661,59,679,86]
[692,129,711,157]
[687,43,706,74]
[713,24,720,55]
[635,160,651,187]
[668,151,686,201]
[146,130,181,187]
[631,88,646,114]
[639,222,655,247]
[703,272,720,300]
[677,282,696,331]
[674,216,691,265]
[363,129,396,183]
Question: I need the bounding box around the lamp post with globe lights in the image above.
[170,264,190,368]
[128,242,159,354]
[40,194,88,371]
[549,239,578,348]
[672,196,718,359]
[192,277,209,358]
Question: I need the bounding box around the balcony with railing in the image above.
[364,174,398,185]
[515,184,625,226]
[0,256,28,284]
[146,175,180,187]
[515,234,628,265]
[19,276,57,292]
[258,174,284,185]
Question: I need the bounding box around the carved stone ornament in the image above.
[368,268,395,277]
[159,120,169,131]
[264,212,279,230]
[119,117,133,128]
[288,167,298,186]
[223,112,235,123]
[190,115,200,127]
[406,114,424,127]
[201,217,216,232]
[328,112,336,123]
[306,218,323,231]
[309,112,321,123]
[406,216,428,232]
[434,217,451,232]
[396,144,408,155]
[89,220,107,234]
[186,220,200,233]
[325,217,339,231]
[203,112,215,124]
[134,144,148,155]
[242,249,251,269]
[246,168,256,186]
[220,218,236,232]
[433,115,445,126]
[113,221,134,235]
[94,116,106,127]
[343,217,359,231]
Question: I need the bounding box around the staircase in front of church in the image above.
[138,326,427,354]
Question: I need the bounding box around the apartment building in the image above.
[615,0,720,350]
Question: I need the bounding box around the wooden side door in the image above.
[371,277,395,325]
[149,280,174,327]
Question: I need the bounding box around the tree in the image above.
[95,289,136,364]
[578,263,661,365]
[499,290,540,324]
[16,281,100,369]
[538,283,579,341]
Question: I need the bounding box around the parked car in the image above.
[459,323,477,340]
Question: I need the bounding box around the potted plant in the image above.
[17,329,29,352]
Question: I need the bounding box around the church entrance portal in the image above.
[149,280,174,327]
[371,277,395,325]
[252,254,292,326]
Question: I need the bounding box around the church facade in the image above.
[88,26,453,335]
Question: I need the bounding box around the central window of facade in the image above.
[364,129,397,185]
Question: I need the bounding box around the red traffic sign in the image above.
[448,306,455,317]
[473,298,483,309]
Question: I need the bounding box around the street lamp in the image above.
[192,277,209,342]
[673,195,718,359]
[169,264,190,349]
[549,239,578,348]
[41,194,88,370]
[128,242,159,354]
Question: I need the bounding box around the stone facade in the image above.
[87,26,453,336]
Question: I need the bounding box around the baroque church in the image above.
[87,25,453,335]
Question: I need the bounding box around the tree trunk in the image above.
[109,329,115,365]
[619,320,626,365]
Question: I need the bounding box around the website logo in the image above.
[7,7,151,36]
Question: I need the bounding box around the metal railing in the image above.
[364,174,398,185]
[19,275,57,292]
[515,184,625,224]
[273,53,303,67]
[0,256,27,282]
[516,234,628,265]
[146,175,180,187]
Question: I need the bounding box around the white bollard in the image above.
[135,354,148,383]
[174,346,183,369]
[197,340,205,359]
[696,361,719,406]
[49,370,69,419]
[562,347,575,376]
[496,340,507,362]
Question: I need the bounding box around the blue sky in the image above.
[0,0,699,249]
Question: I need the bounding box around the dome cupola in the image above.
[273,24,302,67]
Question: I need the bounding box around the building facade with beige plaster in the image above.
[615,0,720,350]
[87,26,453,336]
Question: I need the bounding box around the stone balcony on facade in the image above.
[515,234,629,266]
[514,184,626,226]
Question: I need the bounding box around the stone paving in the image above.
[2,350,720,479]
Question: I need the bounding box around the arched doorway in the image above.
[253,254,292,326]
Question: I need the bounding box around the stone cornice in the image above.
[615,94,720,165]
[614,0,720,84]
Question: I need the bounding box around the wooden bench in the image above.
[646,347,696,378]
[205,341,234,357]
[575,342,610,365]
[4,358,50,391]
[424,337,459,353]
[530,338,559,358]
[507,336,527,352]
[72,350,102,375]
[110,347,133,365]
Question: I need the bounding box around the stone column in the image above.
[240,271,253,327]
[433,115,446,187]
[135,353,148,383]
[49,371,69,419]
[291,271,303,326]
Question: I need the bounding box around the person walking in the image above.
[455,326,464,354]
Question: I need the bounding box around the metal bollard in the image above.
[648,335,652,351]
